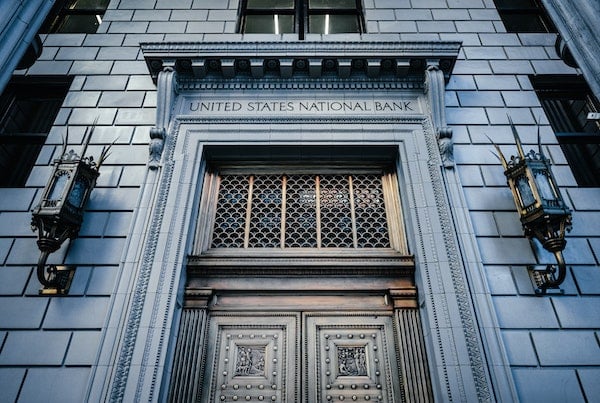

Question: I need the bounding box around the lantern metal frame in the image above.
[31,124,110,295]
[493,118,572,295]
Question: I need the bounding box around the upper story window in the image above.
[531,75,600,187]
[40,0,110,34]
[0,76,73,187]
[240,0,364,39]
[493,0,556,33]
[195,166,407,253]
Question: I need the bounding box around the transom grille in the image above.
[210,173,391,249]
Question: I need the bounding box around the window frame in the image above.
[493,0,556,33]
[531,74,600,187]
[40,0,109,34]
[0,76,73,187]
[239,0,365,39]
[193,165,408,256]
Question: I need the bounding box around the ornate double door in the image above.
[170,291,433,403]
[203,311,399,402]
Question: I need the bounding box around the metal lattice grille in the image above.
[210,173,391,249]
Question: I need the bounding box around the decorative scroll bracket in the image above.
[425,63,454,169]
[150,64,177,169]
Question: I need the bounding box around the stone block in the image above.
[463,187,515,210]
[487,108,535,124]
[99,91,145,107]
[0,188,36,211]
[156,0,192,8]
[119,165,147,186]
[566,188,600,210]
[83,34,125,46]
[0,368,26,403]
[147,21,187,33]
[108,21,149,33]
[19,367,91,403]
[477,237,536,265]
[442,32,482,45]
[207,9,237,20]
[453,60,492,74]
[485,265,517,295]
[65,330,102,365]
[490,60,534,75]
[56,46,99,60]
[69,60,114,75]
[572,267,600,295]
[502,91,541,107]
[68,107,117,125]
[105,212,133,236]
[103,9,133,21]
[531,331,600,365]
[0,238,12,264]
[87,266,119,295]
[133,9,171,21]
[578,369,600,402]
[456,20,495,33]
[456,165,482,186]
[97,46,140,60]
[457,91,504,106]
[463,47,506,60]
[468,9,500,20]
[42,34,85,46]
[493,296,559,328]
[378,21,417,33]
[118,0,157,9]
[127,75,156,90]
[373,0,410,7]
[79,212,109,236]
[0,266,31,295]
[446,107,488,124]
[96,166,123,188]
[447,75,477,90]
[170,10,208,21]
[553,298,600,329]
[431,9,469,20]
[470,211,498,236]
[479,33,520,46]
[447,0,484,7]
[0,297,48,328]
[0,331,71,365]
[63,90,101,107]
[114,108,155,125]
[65,238,126,266]
[494,212,523,236]
[0,212,35,236]
[111,60,149,74]
[513,369,584,402]
[27,60,73,75]
[123,33,165,46]
[84,75,129,90]
[393,9,432,20]
[410,0,446,7]
[480,165,508,186]
[501,331,537,365]
[44,297,109,329]
[417,21,456,33]
[474,74,520,90]
[187,21,225,33]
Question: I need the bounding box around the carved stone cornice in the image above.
[141,41,461,83]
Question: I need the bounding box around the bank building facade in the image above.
[0,1,599,402]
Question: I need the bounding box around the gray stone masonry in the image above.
[0,0,598,401]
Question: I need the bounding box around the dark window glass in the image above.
[493,0,556,33]
[240,0,363,38]
[0,76,72,187]
[531,75,600,187]
[40,0,108,34]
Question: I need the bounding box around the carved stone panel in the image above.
[200,314,299,402]
[305,315,401,403]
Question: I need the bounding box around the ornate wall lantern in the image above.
[31,124,110,294]
[493,118,572,295]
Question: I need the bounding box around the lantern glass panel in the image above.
[534,171,555,201]
[516,175,536,207]
[67,178,88,208]
[48,172,69,201]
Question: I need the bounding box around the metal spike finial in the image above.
[507,115,526,159]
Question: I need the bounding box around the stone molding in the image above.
[141,41,461,82]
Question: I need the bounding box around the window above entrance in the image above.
[239,0,365,39]
[210,171,393,249]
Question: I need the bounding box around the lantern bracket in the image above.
[528,250,567,295]
[37,250,75,295]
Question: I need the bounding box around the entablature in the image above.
[141,41,461,83]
